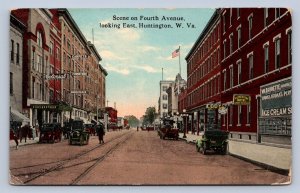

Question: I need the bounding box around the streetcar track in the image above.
[70,132,134,185]
[11,131,131,171]
[16,131,133,184]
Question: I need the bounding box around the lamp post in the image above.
[183,109,187,138]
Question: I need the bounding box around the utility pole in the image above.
[106,100,109,107]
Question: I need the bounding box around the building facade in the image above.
[11,8,107,127]
[10,14,28,123]
[158,80,174,118]
[220,8,292,144]
[184,8,292,145]
[185,10,222,135]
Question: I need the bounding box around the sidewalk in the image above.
[9,137,40,149]
[178,132,203,144]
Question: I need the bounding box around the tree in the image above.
[124,115,139,127]
[142,106,156,126]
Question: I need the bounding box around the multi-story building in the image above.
[185,8,292,145]
[12,9,53,127]
[158,80,173,118]
[185,10,221,134]
[10,14,28,123]
[11,8,107,126]
[220,8,292,145]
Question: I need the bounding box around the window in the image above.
[16,43,20,64]
[10,72,13,95]
[11,40,14,62]
[287,30,292,64]
[163,103,168,109]
[50,89,54,102]
[37,31,42,47]
[63,52,66,65]
[63,35,66,45]
[238,105,242,125]
[247,104,251,125]
[223,14,226,33]
[237,8,240,18]
[163,94,167,100]
[229,34,233,54]
[264,44,269,73]
[264,8,268,27]
[237,26,241,48]
[229,65,233,88]
[275,8,280,19]
[37,55,42,73]
[230,8,232,26]
[248,15,253,39]
[223,40,226,59]
[237,60,242,84]
[50,42,53,55]
[223,70,227,91]
[32,76,35,98]
[56,47,60,59]
[32,50,35,70]
[248,54,253,79]
[163,86,168,91]
[275,38,280,69]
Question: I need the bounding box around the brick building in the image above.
[184,8,292,144]
[185,10,222,135]
[11,8,107,126]
[220,8,291,144]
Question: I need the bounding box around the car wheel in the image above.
[222,142,228,155]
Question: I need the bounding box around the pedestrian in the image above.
[96,123,105,144]
[137,126,139,131]
[10,128,19,149]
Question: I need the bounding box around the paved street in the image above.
[9,129,289,185]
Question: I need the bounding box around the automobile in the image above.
[158,124,179,140]
[39,123,62,143]
[69,120,90,145]
[84,124,96,136]
[195,129,229,155]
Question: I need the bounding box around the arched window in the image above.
[37,31,42,47]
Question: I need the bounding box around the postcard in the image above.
[9,8,292,185]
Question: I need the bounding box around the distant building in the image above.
[158,80,173,118]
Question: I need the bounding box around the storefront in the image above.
[258,77,292,145]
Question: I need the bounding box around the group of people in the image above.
[10,122,39,149]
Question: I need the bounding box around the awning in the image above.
[10,109,30,123]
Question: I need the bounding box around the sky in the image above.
[68,8,215,118]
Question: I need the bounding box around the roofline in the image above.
[87,41,102,61]
[185,9,220,60]
[57,8,89,50]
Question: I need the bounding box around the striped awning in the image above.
[10,109,30,123]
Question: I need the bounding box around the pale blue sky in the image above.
[68,8,214,118]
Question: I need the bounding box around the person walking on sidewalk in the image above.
[96,123,105,144]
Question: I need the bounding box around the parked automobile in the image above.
[196,130,229,155]
[158,124,179,140]
[69,120,90,145]
[39,123,62,143]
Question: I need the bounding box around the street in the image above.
[9,129,289,185]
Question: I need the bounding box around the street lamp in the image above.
[183,109,187,138]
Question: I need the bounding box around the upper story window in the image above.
[229,34,233,54]
[264,8,268,27]
[287,30,292,64]
[248,15,253,39]
[248,53,254,79]
[264,43,269,73]
[222,14,226,33]
[237,26,242,48]
[237,60,242,84]
[16,43,20,64]
[237,8,240,19]
[274,36,281,69]
[229,65,233,88]
[275,8,281,19]
[50,42,53,55]
[37,31,42,47]
[10,40,14,62]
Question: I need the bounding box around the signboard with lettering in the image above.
[73,72,87,76]
[233,94,251,105]
[260,77,292,117]
[45,74,67,80]
[71,90,87,94]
